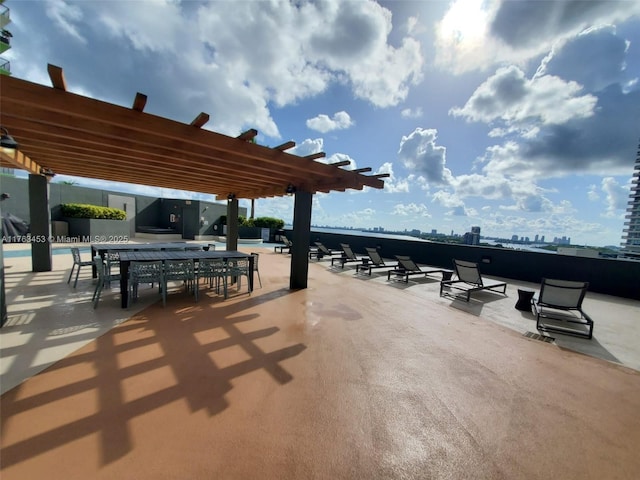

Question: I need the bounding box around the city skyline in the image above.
[4,1,640,247]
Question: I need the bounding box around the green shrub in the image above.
[252,217,285,229]
[220,215,284,229]
[61,203,126,220]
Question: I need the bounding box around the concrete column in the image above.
[290,190,313,289]
[0,236,6,326]
[28,174,52,272]
[226,197,239,251]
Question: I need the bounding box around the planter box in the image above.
[65,218,130,242]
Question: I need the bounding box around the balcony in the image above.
[0,4,9,29]
[0,57,9,76]
[0,30,10,54]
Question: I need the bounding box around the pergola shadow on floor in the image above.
[1,246,640,479]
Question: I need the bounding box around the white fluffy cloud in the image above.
[600,177,630,217]
[397,128,453,185]
[40,0,423,139]
[306,111,354,133]
[392,203,430,217]
[450,65,597,127]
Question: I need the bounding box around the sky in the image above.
[4,0,640,247]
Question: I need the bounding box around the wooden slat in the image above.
[274,141,295,151]
[132,93,147,112]
[47,64,66,91]
[237,129,258,141]
[190,112,209,128]
[330,160,351,167]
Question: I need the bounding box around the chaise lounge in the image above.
[330,243,366,268]
[439,259,507,302]
[309,242,342,260]
[387,255,452,283]
[533,278,594,339]
[356,247,392,275]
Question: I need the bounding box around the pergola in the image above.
[0,64,387,290]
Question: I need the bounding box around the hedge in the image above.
[61,203,127,220]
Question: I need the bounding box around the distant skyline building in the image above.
[621,140,640,260]
[463,226,480,245]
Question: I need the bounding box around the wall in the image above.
[301,230,640,300]
[0,176,245,239]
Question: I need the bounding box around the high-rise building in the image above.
[0,1,12,77]
[621,140,640,260]
[463,226,480,245]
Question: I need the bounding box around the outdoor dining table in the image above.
[90,242,204,278]
[117,249,253,308]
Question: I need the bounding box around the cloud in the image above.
[535,25,633,93]
[290,138,324,157]
[450,65,597,127]
[434,0,640,74]
[454,24,640,179]
[600,177,629,217]
[490,0,638,49]
[400,107,423,119]
[397,128,452,185]
[392,203,430,217]
[377,162,409,193]
[45,0,86,44]
[306,111,354,133]
[34,0,422,140]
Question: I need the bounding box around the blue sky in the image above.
[5,0,640,246]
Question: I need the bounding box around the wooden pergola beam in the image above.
[47,64,66,91]
[190,112,209,128]
[132,93,147,112]
[274,141,295,151]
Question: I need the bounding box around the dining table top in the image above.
[91,242,206,252]
[117,250,251,262]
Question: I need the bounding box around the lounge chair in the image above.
[274,236,292,253]
[356,247,392,275]
[439,259,507,302]
[387,255,452,283]
[534,278,593,339]
[330,243,365,268]
[309,242,342,260]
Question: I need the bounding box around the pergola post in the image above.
[290,190,313,289]
[28,174,52,272]
[226,197,239,251]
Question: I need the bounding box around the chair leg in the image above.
[67,264,76,284]
[92,278,103,309]
[256,270,262,288]
[73,265,81,288]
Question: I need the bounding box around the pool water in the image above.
[2,247,91,258]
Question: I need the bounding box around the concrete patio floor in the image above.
[1,243,639,479]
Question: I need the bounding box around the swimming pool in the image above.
[2,246,91,258]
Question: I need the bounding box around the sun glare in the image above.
[438,0,488,45]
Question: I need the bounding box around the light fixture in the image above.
[39,167,56,179]
[0,127,18,150]
[285,184,296,195]
[227,193,236,200]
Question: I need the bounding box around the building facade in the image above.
[621,140,640,260]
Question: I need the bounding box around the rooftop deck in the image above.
[1,243,639,479]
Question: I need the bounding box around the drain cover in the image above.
[524,331,555,343]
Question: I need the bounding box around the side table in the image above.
[515,289,535,311]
